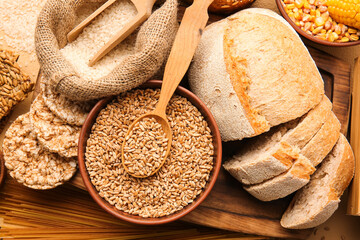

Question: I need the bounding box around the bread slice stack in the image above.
[223,96,334,186]
[224,96,341,201]
[188,7,355,229]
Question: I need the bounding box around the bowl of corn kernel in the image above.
[276,0,360,46]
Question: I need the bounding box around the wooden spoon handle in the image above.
[154,0,213,115]
[348,57,360,215]
[67,0,117,43]
[88,11,149,66]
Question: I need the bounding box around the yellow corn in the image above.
[327,0,360,29]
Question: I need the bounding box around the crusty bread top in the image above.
[224,9,324,131]
[189,8,324,141]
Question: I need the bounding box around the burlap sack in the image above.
[35,0,178,101]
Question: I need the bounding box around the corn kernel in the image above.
[312,26,324,34]
[325,20,332,29]
[316,33,327,40]
[287,3,296,9]
[310,9,316,15]
[319,5,328,12]
[348,28,357,33]
[303,14,311,22]
[294,11,302,20]
[315,16,326,26]
[295,0,305,8]
[331,32,339,41]
[321,12,330,21]
[304,22,313,30]
[288,12,295,18]
[340,36,350,42]
[350,34,360,41]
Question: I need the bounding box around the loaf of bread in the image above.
[189,8,324,142]
[223,96,334,185]
[281,134,354,229]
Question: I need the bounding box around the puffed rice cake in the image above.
[2,113,77,190]
[30,94,80,158]
[40,76,93,126]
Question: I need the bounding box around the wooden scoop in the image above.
[66,0,156,66]
[348,57,360,215]
[121,0,213,178]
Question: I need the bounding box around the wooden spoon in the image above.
[121,0,213,178]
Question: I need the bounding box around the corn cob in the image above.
[327,0,360,30]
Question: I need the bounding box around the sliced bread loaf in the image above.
[243,155,316,201]
[189,8,324,141]
[223,96,332,185]
[280,134,354,229]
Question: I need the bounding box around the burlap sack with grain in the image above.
[35,0,178,101]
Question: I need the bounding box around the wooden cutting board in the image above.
[32,7,351,239]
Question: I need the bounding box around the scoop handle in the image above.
[67,0,117,42]
[348,57,360,215]
[154,0,213,116]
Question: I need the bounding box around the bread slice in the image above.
[223,96,332,185]
[244,155,316,201]
[281,134,354,229]
[223,124,296,185]
[301,111,341,167]
[189,8,324,141]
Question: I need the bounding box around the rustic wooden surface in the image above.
[60,45,351,239]
[29,5,352,239]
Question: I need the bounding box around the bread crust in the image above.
[301,111,341,167]
[223,96,332,185]
[280,134,355,229]
[189,8,324,141]
[244,155,315,201]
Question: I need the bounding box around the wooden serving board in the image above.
[33,7,351,239]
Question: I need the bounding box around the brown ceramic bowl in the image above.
[275,0,360,47]
[0,151,6,188]
[78,80,222,225]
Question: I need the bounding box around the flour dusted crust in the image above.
[2,113,77,189]
[40,76,93,126]
[189,20,256,141]
[30,94,80,158]
[281,134,354,229]
[189,8,324,141]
